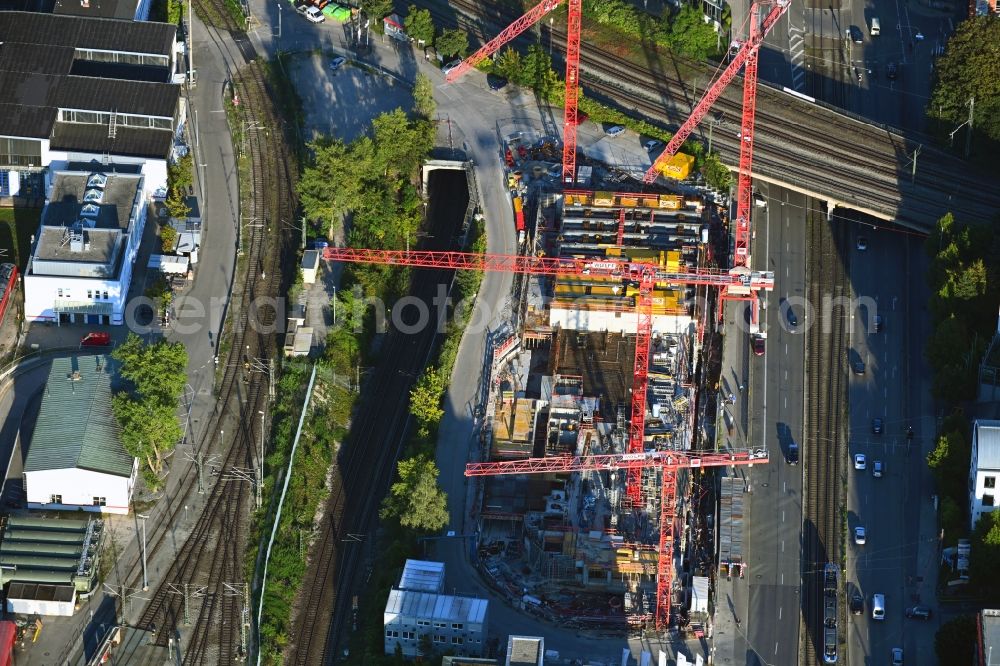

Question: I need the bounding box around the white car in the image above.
[643,139,662,151]
[329,56,346,70]
[605,125,626,138]
[854,526,866,545]
[854,453,867,470]
[442,59,462,76]
[297,4,325,23]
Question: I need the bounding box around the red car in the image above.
[751,335,765,356]
[80,332,111,347]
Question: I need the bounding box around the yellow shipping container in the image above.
[641,196,660,208]
[592,191,615,206]
[619,196,639,207]
[665,250,681,271]
[658,194,683,210]
[658,152,695,180]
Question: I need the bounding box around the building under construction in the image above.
[470,188,723,631]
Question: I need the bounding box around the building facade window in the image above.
[87,290,93,299]
[50,494,62,503]
[433,635,445,644]
[451,636,464,645]
[402,631,414,640]
[93,497,106,506]
[984,495,995,507]
[986,476,996,489]
[416,620,429,627]
[452,623,464,630]
[103,291,109,300]
[57,288,63,297]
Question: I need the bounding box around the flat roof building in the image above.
[24,170,147,325]
[970,420,1000,530]
[506,636,544,666]
[21,355,137,514]
[384,560,489,658]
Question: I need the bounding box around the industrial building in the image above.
[0,515,104,616]
[383,560,489,658]
[21,355,137,514]
[24,170,147,325]
[969,420,1000,530]
[0,12,185,200]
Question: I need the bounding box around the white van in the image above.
[872,593,886,620]
[870,18,881,36]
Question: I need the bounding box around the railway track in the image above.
[419,0,1000,227]
[132,37,297,661]
[802,203,849,664]
[287,192,468,663]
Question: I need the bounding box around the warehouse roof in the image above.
[0,11,176,55]
[53,0,141,20]
[50,123,174,160]
[384,590,488,625]
[24,356,134,477]
[975,421,1000,471]
[0,71,179,118]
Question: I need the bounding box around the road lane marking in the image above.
[784,396,787,409]
[784,481,787,492]
[782,510,785,522]
[775,642,779,655]
[781,572,784,584]
[782,540,785,552]
[779,607,783,620]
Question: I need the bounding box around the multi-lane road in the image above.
[844,220,938,666]
[744,184,809,665]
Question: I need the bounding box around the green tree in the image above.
[412,73,436,119]
[113,333,188,405]
[494,47,523,83]
[165,186,191,219]
[667,4,719,60]
[160,223,178,253]
[435,27,469,59]
[934,615,977,666]
[522,43,560,97]
[409,367,446,427]
[927,427,972,501]
[380,454,449,531]
[701,152,732,191]
[970,509,1000,602]
[298,138,365,237]
[403,5,434,45]
[111,334,188,483]
[362,0,393,23]
[927,16,1000,146]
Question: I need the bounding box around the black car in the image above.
[786,308,798,328]
[887,62,898,80]
[848,25,864,43]
[873,314,883,333]
[786,443,799,465]
[853,360,865,375]
[487,74,508,91]
[850,592,864,615]
[905,606,932,619]
[872,418,884,434]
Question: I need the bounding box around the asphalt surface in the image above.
[734,0,959,133]
[844,221,938,666]
[743,184,809,666]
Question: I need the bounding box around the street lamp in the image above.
[138,513,149,591]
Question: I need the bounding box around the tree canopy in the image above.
[409,367,446,428]
[927,16,1000,148]
[111,333,189,488]
[666,4,719,61]
[934,615,977,666]
[380,454,449,531]
[403,5,434,45]
[435,28,468,60]
[412,73,436,119]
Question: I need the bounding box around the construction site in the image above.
[324,0,783,642]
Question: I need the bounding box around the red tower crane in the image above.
[644,0,790,272]
[465,448,768,628]
[444,0,583,185]
[323,246,773,499]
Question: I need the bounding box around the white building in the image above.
[22,355,138,515]
[506,636,544,666]
[970,420,1000,530]
[24,171,147,325]
[0,13,183,201]
[384,559,489,658]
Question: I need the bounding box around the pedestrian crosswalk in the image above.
[788,24,806,91]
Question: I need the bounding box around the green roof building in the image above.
[23,355,137,515]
